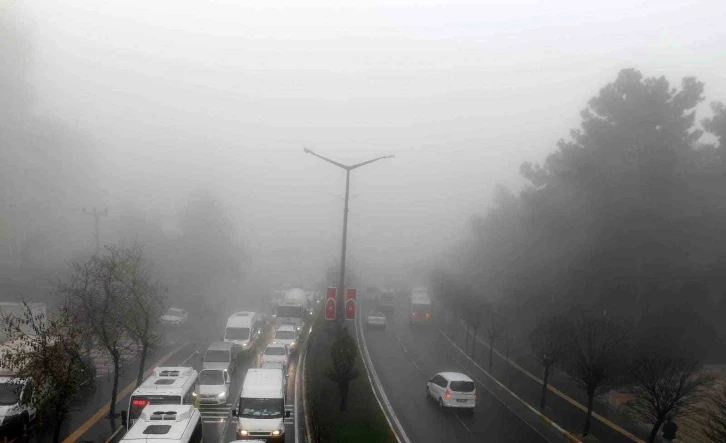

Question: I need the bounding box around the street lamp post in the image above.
[304,148,394,324]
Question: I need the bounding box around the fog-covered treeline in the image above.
[445,68,726,361]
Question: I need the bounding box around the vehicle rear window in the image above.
[265,346,286,356]
[412,303,431,313]
[275,331,295,340]
[225,327,250,340]
[449,381,475,392]
[205,350,231,362]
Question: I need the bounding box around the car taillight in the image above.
[261,358,266,365]
[425,313,430,318]
[445,389,451,399]
[132,399,149,407]
[412,313,417,318]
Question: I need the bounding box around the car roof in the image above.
[206,341,234,351]
[241,369,284,398]
[122,405,198,441]
[438,372,474,382]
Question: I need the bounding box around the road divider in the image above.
[355,307,410,443]
[297,321,313,443]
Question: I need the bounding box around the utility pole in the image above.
[303,148,394,326]
[83,208,108,254]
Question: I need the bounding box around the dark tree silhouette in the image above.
[325,327,359,411]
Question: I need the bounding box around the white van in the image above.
[224,312,264,353]
[120,404,203,443]
[232,368,290,441]
[126,367,199,429]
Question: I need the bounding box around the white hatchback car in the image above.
[426,372,477,410]
[261,343,289,370]
[161,307,188,326]
[273,324,298,353]
[198,368,231,405]
[365,310,387,329]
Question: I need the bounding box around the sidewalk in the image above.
[439,316,663,443]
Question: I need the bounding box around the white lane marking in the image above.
[394,332,409,354]
[411,359,422,372]
[454,413,472,433]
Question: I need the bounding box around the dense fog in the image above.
[2,0,726,315]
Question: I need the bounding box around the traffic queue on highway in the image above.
[117,289,308,443]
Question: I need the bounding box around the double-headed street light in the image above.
[304,148,394,324]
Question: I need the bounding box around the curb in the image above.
[355,308,410,443]
[299,321,314,443]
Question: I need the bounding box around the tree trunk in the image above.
[489,342,494,372]
[540,365,550,409]
[339,381,349,411]
[648,418,664,443]
[471,325,478,358]
[110,350,121,416]
[53,409,66,443]
[137,342,148,387]
[583,389,595,436]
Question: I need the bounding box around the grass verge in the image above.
[305,314,397,443]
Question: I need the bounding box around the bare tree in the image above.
[63,250,134,418]
[485,303,506,372]
[0,300,94,443]
[530,315,569,409]
[114,244,167,387]
[704,384,726,443]
[626,352,712,443]
[561,310,630,437]
[325,327,359,411]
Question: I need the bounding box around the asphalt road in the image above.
[361,297,549,443]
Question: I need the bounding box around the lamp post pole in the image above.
[304,148,394,324]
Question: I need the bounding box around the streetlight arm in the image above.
[303,148,349,170]
[349,155,395,170]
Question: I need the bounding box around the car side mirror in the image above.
[285,411,291,418]
[231,409,238,417]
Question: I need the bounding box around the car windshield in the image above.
[239,397,283,418]
[225,327,250,340]
[275,331,295,340]
[265,346,286,356]
[205,350,230,362]
[412,303,431,313]
[0,382,21,406]
[276,306,302,318]
[200,370,225,385]
[450,381,475,392]
[129,395,182,420]
[166,309,183,316]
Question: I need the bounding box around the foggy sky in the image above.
[10,0,726,286]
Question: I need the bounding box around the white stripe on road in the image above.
[411,359,422,372]
[394,332,409,354]
[454,414,472,433]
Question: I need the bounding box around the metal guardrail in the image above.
[355,308,410,443]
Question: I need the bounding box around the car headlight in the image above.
[243,342,251,348]
[218,392,226,397]
[272,430,282,436]
[238,429,249,436]
[290,341,296,347]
